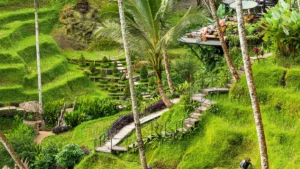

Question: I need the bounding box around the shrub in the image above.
[64,110,85,127]
[123,81,130,98]
[108,114,134,136]
[144,100,166,113]
[102,63,110,68]
[140,65,148,79]
[139,79,149,83]
[32,143,60,169]
[102,56,109,62]
[79,54,86,67]
[83,69,92,76]
[52,126,72,134]
[89,62,96,74]
[55,144,85,169]
[0,124,36,167]
[148,77,156,86]
[75,97,120,119]
[43,99,65,127]
[258,0,300,59]
[113,61,118,73]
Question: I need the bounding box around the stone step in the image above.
[201,88,229,95]
[190,112,203,119]
[184,118,199,124]
[95,146,112,153]
[161,131,172,136]
[196,106,209,113]
[112,146,127,152]
[184,123,193,129]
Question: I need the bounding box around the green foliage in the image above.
[174,55,200,82]
[259,0,300,60]
[102,56,109,62]
[148,77,156,86]
[123,81,130,98]
[32,143,60,169]
[76,97,120,119]
[89,62,96,74]
[285,68,300,89]
[43,99,65,127]
[140,65,148,79]
[0,124,36,167]
[79,54,86,67]
[217,4,226,18]
[64,110,85,127]
[55,144,84,169]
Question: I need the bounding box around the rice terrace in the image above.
[1,0,300,169]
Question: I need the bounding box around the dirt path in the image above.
[35,131,54,144]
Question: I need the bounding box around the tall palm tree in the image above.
[298,0,300,12]
[118,0,148,168]
[236,0,269,168]
[34,0,43,124]
[97,0,209,107]
[0,131,27,169]
[208,0,239,81]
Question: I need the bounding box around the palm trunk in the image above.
[34,0,43,124]
[208,0,239,81]
[163,48,175,94]
[0,131,27,169]
[118,1,148,169]
[236,0,269,168]
[154,67,173,108]
[298,0,300,12]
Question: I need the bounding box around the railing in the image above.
[94,100,168,151]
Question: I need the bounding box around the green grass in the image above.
[42,111,129,149]
[0,8,57,27]
[0,64,25,86]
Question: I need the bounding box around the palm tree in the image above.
[0,131,27,169]
[298,0,300,12]
[163,48,175,94]
[97,0,209,107]
[208,0,239,81]
[236,0,269,168]
[117,0,148,168]
[34,0,43,125]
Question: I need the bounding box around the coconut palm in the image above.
[117,0,148,168]
[235,0,269,168]
[0,131,27,169]
[208,0,239,81]
[34,0,43,124]
[96,0,209,107]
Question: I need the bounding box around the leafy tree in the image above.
[79,54,86,67]
[89,62,96,73]
[97,0,209,107]
[55,144,84,169]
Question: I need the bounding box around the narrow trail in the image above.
[34,131,54,144]
[94,53,273,153]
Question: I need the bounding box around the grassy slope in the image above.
[74,57,300,169]
[0,8,108,104]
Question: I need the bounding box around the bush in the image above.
[148,77,156,86]
[102,63,110,68]
[52,126,72,134]
[89,62,96,74]
[0,124,36,167]
[102,56,109,62]
[113,61,118,73]
[64,110,85,127]
[55,144,85,169]
[32,143,60,169]
[79,54,86,67]
[140,65,148,79]
[43,99,65,127]
[83,69,92,76]
[75,97,120,119]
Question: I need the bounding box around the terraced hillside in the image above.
[0,8,91,104]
